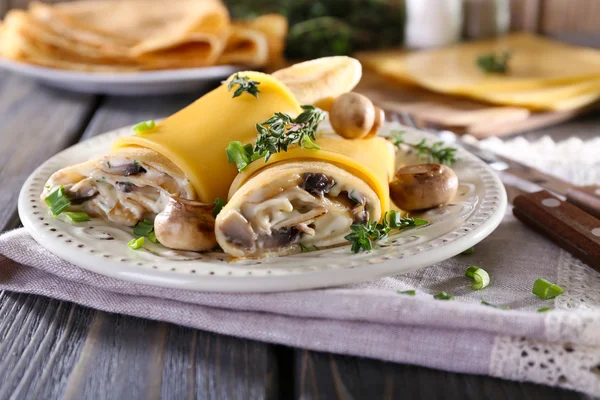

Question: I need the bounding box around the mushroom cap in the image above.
[153,197,217,252]
[329,92,375,140]
[389,164,458,211]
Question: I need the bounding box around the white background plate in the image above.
[18,122,506,292]
[0,58,243,95]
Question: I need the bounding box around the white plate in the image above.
[18,122,506,292]
[0,58,243,95]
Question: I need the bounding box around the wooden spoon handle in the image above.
[567,185,600,219]
[513,190,600,270]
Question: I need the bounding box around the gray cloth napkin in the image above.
[1,208,599,396]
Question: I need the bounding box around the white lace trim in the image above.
[490,250,600,395]
[490,336,600,396]
[556,251,600,311]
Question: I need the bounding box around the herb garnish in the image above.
[44,186,71,216]
[213,198,227,217]
[481,300,510,310]
[465,266,490,290]
[390,131,457,165]
[227,105,326,172]
[227,73,261,98]
[344,210,428,253]
[397,290,416,296]
[434,292,455,300]
[476,51,511,74]
[132,120,156,133]
[299,243,319,252]
[532,278,564,299]
[132,219,159,245]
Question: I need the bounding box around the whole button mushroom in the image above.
[389,164,458,211]
[364,106,385,139]
[154,197,217,252]
[330,92,383,139]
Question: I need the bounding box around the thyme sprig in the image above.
[226,106,326,171]
[227,73,261,98]
[391,131,457,165]
[344,210,428,253]
[476,51,512,74]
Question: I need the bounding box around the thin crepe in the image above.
[215,161,383,258]
[41,147,197,227]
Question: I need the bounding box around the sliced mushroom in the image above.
[104,160,147,176]
[66,178,98,204]
[218,209,257,251]
[153,198,216,252]
[389,164,458,211]
[301,173,335,196]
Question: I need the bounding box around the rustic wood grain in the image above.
[510,0,541,32]
[539,0,600,33]
[0,72,97,232]
[294,350,590,400]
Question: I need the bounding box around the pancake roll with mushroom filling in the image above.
[41,147,197,226]
[215,161,382,257]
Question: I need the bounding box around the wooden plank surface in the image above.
[0,71,97,232]
[0,70,594,399]
[294,350,588,399]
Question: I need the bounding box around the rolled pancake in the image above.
[41,148,196,226]
[216,136,395,258]
[113,71,301,202]
[42,71,301,229]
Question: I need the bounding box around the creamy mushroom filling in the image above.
[42,154,193,226]
[219,172,371,252]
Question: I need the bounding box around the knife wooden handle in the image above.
[513,190,600,270]
[567,185,600,219]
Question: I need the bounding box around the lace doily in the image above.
[485,136,600,396]
[490,336,600,396]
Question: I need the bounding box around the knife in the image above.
[394,112,600,270]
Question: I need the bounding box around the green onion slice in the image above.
[65,211,90,222]
[133,219,154,236]
[302,136,321,150]
[532,278,564,299]
[128,237,145,250]
[213,198,227,217]
[148,231,159,244]
[132,120,155,133]
[537,307,552,313]
[462,247,475,255]
[465,266,490,290]
[397,290,416,296]
[481,300,509,310]
[433,291,454,300]
[226,141,251,172]
[44,186,71,216]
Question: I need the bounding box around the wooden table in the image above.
[0,71,594,400]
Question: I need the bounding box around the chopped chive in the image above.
[302,136,321,150]
[44,186,71,216]
[226,141,251,172]
[213,197,227,217]
[45,185,50,189]
[132,120,156,133]
[462,247,475,255]
[107,161,112,168]
[397,290,416,296]
[465,266,490,290]
[148,231,159,244]
[65,211,90,222]
[299,243,311,252]
[481,300,509,310]
[537,307,552,313]
[532,278,564,299]
[133,219,154,236]
[128,237,144,250]
[433,291,454,300]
